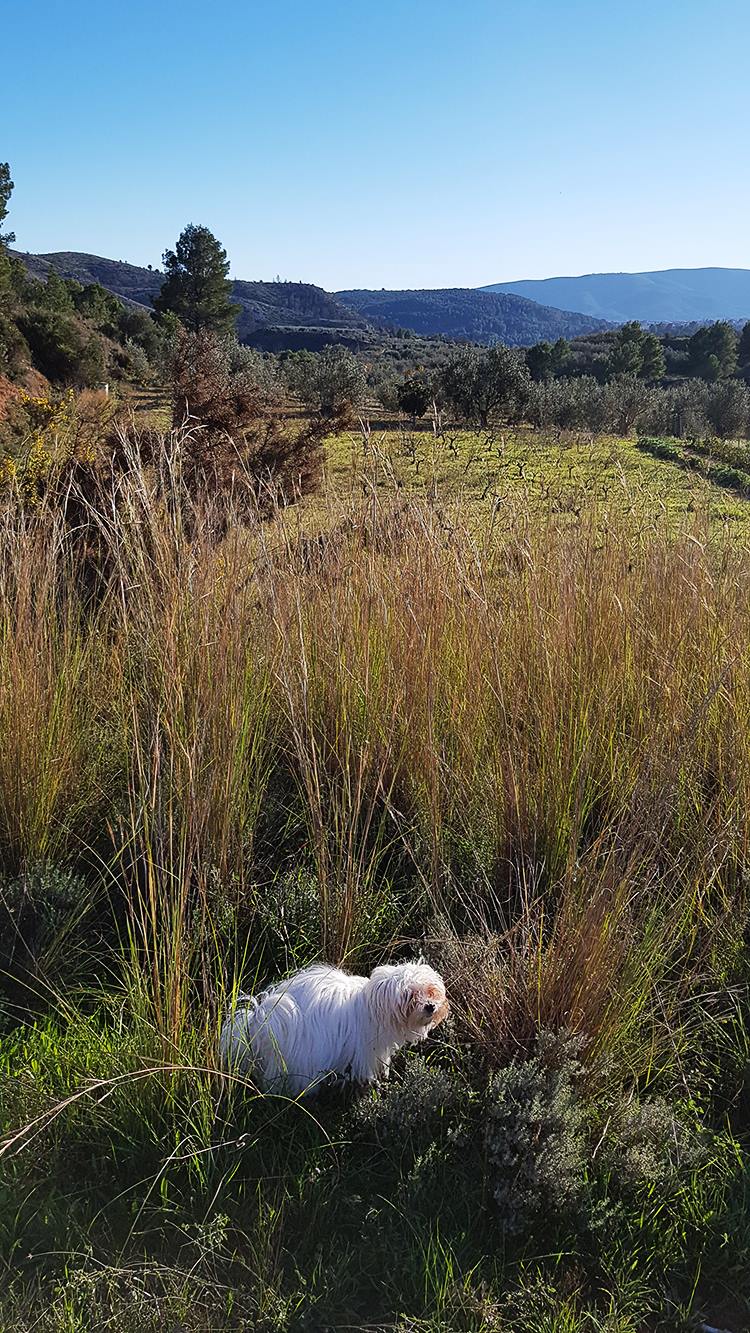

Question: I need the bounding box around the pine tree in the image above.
[39,271,76,313]
[608,322,644,377]
[551,337,571,373]
[0,161,22,380]
[526,341,555,382]
[154,224,239,334]
[689,322,738,380]
[639,332,666,381]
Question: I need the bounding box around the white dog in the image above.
[220,961,449,1096]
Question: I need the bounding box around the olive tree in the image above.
[440,343,529,427]
[603,374,653,436]
[284,346,366,417]
[705,380,749,439]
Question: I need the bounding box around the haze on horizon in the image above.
[6,0,750,292]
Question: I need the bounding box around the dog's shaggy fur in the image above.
[220,961,449,1096]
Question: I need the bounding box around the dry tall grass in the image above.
[1,428,748,1082]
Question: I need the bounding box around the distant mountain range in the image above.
[482,268,750,325]
[335,288,609,345]
[12,251,610,350]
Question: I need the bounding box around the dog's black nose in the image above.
[424,1002,435,1015]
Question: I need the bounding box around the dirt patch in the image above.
[0,374,20,420]
[19,367,51,398]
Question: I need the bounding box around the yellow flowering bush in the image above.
[0,387,116,505]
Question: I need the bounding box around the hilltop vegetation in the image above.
[11,249,370,346]
[12,253,611,350]
[336,285,610,344]
[0,257,167,392]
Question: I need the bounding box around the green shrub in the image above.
[18,308,107,387]
[484,1031,589,1235]
[602,1096,707,1196]
[0,862,91,988]
[354,1054,468,1151]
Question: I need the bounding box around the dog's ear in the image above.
[397,977,417,1021]
[367,965,414,1028]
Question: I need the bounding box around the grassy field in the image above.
[3,409,750,1330]
[321,422,750,535]
[121,382,750,534]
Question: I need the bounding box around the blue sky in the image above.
[5,0,749,289]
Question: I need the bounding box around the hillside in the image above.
[15,250,163,308]
[482,267,750,324]
[335,287,610,345]
[11,250,370,348]
[12,252,611,350]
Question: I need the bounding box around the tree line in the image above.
[379,346,750,440]
[524,317,750,386]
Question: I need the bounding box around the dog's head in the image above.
[366,961,449,1041]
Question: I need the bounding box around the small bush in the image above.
[254,865,324,964]
[602,1096,706,1195]
[354,1054,468,1150]
[167,328,336,519]
[0,862,91,974]
[3,1260,253,1333]
[18,308,108,388]
[484,1031,589,1235]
